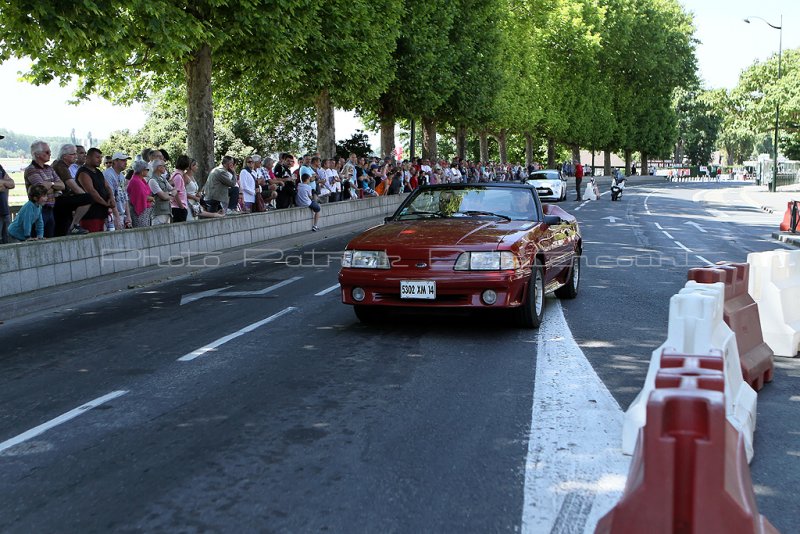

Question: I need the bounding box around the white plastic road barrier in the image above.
[622,281,758,463]
[747,249,800,357]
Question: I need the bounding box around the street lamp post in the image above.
[744,15,783,192]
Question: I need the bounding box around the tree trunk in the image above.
[456,124,467,160]
[380,115,394,158]
[640,152,649,176]
[315,89,336,159]
[547,137,556,169]
[571,145,580,168]
[410,119,416,162]
[525,132,533,167]
[498,129,508,165]
[422,117,437,162]
[624,149,632,176]
[185,44,214,189]
[591,150,596,174]
[479,130,489,163]
[604,149,611,176]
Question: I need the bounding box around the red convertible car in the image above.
[338,183,582,327]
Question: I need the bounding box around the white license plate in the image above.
[400,280,436,299]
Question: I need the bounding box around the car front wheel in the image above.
[516,266,545,328]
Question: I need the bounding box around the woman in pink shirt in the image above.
[170,155,190,222]
[126,159,153,227]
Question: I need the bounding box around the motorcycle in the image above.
[611,172,625,201]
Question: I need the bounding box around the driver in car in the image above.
[507,192,535,219]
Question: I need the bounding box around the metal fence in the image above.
[757,159,800,187]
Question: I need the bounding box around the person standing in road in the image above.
[574,159,583,201]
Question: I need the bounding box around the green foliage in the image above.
[674,87,723,165]
[0,129,74,158]
[335,130,373,160]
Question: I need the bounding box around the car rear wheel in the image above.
[555,254,580,299]
[516,267,545,328]
[353,305,377,324]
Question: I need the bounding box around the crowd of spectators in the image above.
[0,138,548,244]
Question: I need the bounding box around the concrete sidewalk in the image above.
[740,184,800,248]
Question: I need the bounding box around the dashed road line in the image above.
[674,241,692,253]
[695,255,714,265]
[179,306,297,362]
[654,223,664,230]
[662,230,674,240]
[0,391,129,454]
[315,283,340,297]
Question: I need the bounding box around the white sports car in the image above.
[526,169,567,202]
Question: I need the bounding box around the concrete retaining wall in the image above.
[0,195,408,299]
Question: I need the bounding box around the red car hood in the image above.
[347,219,536,253]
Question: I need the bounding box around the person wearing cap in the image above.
[104,152,131,229]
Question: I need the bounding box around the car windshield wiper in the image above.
[398,210,445,219]
[459,210,512,221]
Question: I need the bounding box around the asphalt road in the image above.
[0,181,797,533]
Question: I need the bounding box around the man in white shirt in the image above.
[421,159,432,185]
[69,145,87,178]
[103,151,131,229]
[326,158,341,201]
[316,158,332,203]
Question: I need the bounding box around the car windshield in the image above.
[528,171,560,181]
[396,187,538,221]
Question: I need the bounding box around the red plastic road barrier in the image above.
[595,361,778,533]
[687,263,774,391]
[779,200,800,233]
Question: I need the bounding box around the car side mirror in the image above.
[384,216,393,223]
[543,214,563,226]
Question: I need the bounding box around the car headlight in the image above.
[454,251,520,271]
[342,250,390,269]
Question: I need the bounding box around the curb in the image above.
[773,232,800,248]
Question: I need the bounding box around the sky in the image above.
[1,0,798,143]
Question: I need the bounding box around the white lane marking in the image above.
[315,283,340,297]
[180,286,232,306]
[521,300,630,533]
[250,276,303,295]
[684,221,707,233]
[662,230,675,240]
[707,209,730,219]
[0,391,129,454]
[674,241,692,252]
[179,277,302,304]
[220,276,304,297]
[602,216,620,224]
[644,193,653,215]
[179,306,297,362]
[654,223,664,230]
[696,255,714,265]
[692,190,707,203]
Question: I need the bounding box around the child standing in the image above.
[8,184,48,242]
[295,173,321,231]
